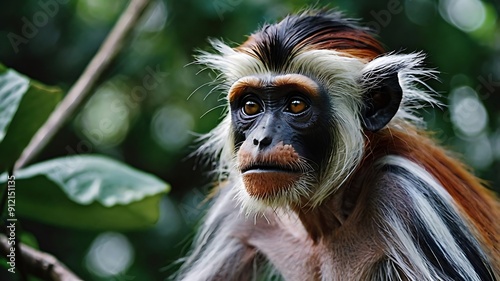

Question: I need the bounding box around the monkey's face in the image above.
[229,74,333,205]
[198,13,411,211]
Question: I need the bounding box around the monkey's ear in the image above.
[361,72,402,132]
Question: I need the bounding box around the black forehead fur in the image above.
[239,10,383,72]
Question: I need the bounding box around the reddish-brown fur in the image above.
[228,77,262,102]
[302,30,384,60]
[229,75,320,103]
[238,142,301,169]
[242,172,300,198]
[273,75,320,97]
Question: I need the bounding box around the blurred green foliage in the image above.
[0,0,499,280]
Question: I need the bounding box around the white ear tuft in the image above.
[362,53,441,126]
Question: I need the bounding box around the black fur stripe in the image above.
[387,165,496,280]
[238,10,384,71]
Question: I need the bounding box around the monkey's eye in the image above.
[242,99,262,116]
[287,97,309,114]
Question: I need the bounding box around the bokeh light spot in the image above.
[85,232,134,278]
[76,84,131,148]
[449,86,488,137]
[439,0,486,32]
[465,134,493,169]
[151,105,195,152]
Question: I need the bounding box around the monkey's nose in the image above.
[253,136,272,148]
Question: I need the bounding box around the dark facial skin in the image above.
[228,74,333,198]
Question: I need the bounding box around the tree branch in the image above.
[0,234,81,281]
[6,0,152,280]
[14,0,152,170]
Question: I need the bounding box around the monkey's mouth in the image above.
[241,163,301,174]
[240,163,302,198]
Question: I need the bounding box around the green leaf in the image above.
[0,64,62,171]
[0,67,29,142]
[0,155,170,230]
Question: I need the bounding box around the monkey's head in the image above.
[197,10,434,213]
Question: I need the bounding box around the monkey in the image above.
[175,9,500,281]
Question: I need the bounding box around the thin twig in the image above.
[0,234,82,281]
[14,0,152,170]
